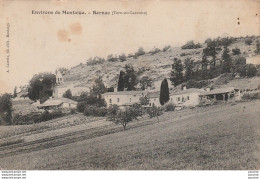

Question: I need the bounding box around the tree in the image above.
[203,39,221,70]
[124,64,138,91]
[232,47,241,55]
[107,54,118,62]
[117,71,125,91]
[222,47,232,73]
[28,73,56,102]
[139,95,150,106]
[159,78,170,105]
[170,58,183,86]
[0,93,12,125]
[184,58,194,81]
[13,86,17,98]
[63,89,72,99]
[147,106,162,122]
[119,53,127,62]
[91,77,107,96]
[245,38,253,45]
[246,64,257,77]
[256,40,260,54]
[128,103,144,120]
[201,53,208,79]
[139,76,152,90]
[107,105,134,130]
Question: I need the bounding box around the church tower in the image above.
[56,70,63,85]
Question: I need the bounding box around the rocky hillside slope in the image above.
[62,36,260,91]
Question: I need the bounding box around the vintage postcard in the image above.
[0,0,259,174]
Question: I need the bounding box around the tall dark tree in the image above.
[170,58,183,86]
[222,47,232,73]
[124,64,138,91]
[91,77,107,96]
[159,78,170,105]
[0,93,12,125]
[63,89,72,99]
[184,58,194,81]
[117,71,125,91]
[28,73,56,102]
[13,86,17,98]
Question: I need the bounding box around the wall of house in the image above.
[170,93,200,106]
[103,94,142,107]
[62,102,77,108]
[149,97,161,107]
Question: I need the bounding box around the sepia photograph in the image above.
[0,0,259,176]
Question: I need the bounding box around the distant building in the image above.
[200,87,241,101]
[36,98,77,110]
[102,91,148,108]
[53,70,90,98]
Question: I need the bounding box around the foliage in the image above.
[91,77,107,96]
[139,76,152,90]
[107,54,118,62]
[13,86,17,98]
[162,45,171,52]
[0,93,12,125]
[256,40,260,54]
[147,106,163,122]
[184,58,195,81]
[28,73,56,101]
[134,47,145,58]
[170,58,183,86]
[159,78,170,105]
[86,56,105,66]
[150,48,161,55]
[242,92,259,100]
[77,101,88,112]
[107,87,114,92]
[107,104,120,118]
[139,95,150,106]
[63,89,72,99]
[119,53,127,62]
[232,48,241,55]
[246,64,257,77]
[221,47,232,73]
[186,79,210,89]
[128,103,144,120]
[164,102,175,112]
[117,71,125,91]
[124,64,138,91]
[245,38,253,45]
[181,41,202,49]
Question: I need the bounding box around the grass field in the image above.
[0,100,259,170]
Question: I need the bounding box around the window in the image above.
[187,96,190,100]
[109,99,112,103]
[182,98,184,102]
[130,98,131,102]
[149,103,151,106]
[178,97,180,101]
[117,98,120,102]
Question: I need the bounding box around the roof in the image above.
[37,98,77,107]
[201,87,238,96]
[148,91,160,98]
[170,88,205,95]
[103,91,148,96]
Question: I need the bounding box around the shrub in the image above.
[83,106,95,116]
[107,104,120,117]
[245,38,253,45]
[246,64,257,77]
[70,108,76,114]
[119,53,127,62]
[162,45,171,52]
[95,107,108,117]
[164,102,175,112]
[86,57,105,65]
[107,54,118,62]
[181,41,202,49]
[232,48,241,55]
[84,106,107,117]
[150,48,160,55]
[134,47,145,58]
[77,101,88,112]
[242,92,259,100]
[63,89,72,99]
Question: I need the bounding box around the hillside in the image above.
[62,36,260,91]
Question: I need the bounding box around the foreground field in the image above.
[0,100,259,170]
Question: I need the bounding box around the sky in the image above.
[0,0,259,94]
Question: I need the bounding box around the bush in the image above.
[162,45,171,52]
[181,41,202,49]
[150,48,160,55]
[242,92,259,100]
[164,102,175,112]
[134,47,145,58]
[119,53,127,62]
[84,106,107,117]
[245,38,253,45]
[63,89,72,99]
[232,48,241,55]
[77,101,88,112]
[95,107,108,117]
[83,106,95,116]
[86,57,105,65]
[246,64,257,77]
[70,108,76,114]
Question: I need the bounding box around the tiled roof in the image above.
[103,91,148,96]
[201,87,237,95]
[170,88,205,95]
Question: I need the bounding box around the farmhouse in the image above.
[200,87,241,101]
[37,98,77,110]
[102,91,148,108]
[169,87,205,107]
[147,91,160,107]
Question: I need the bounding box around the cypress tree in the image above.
[117,71,125,91]
[159,78,170,105]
